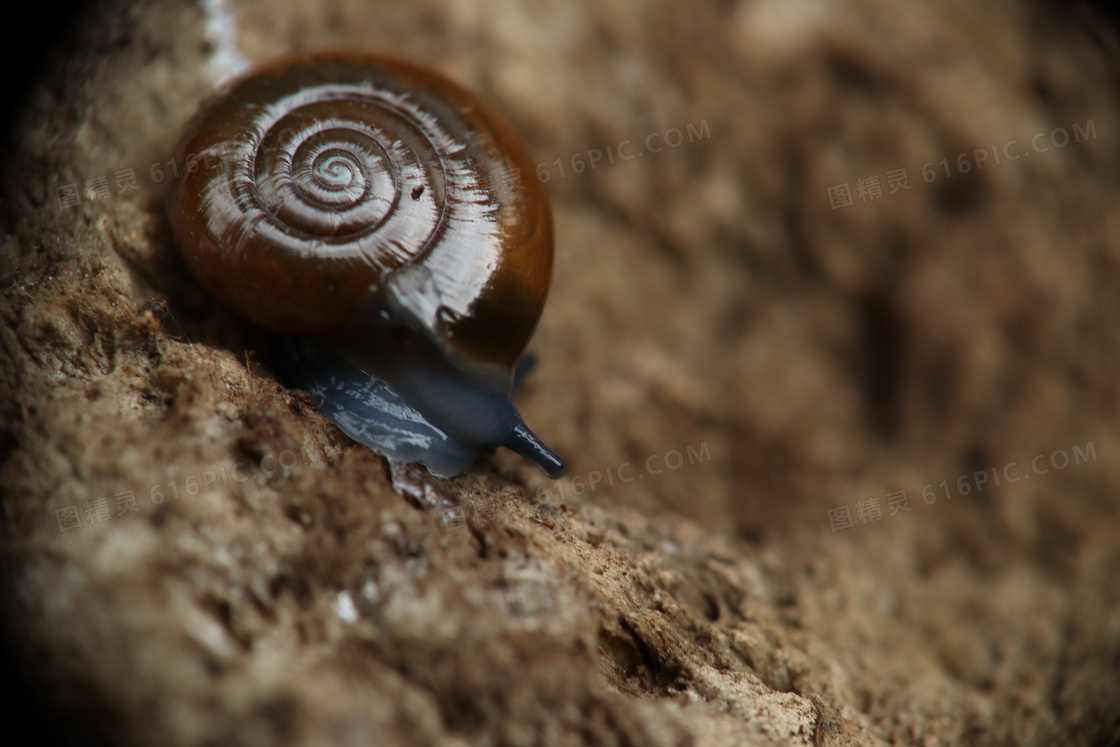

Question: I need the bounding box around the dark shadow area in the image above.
[0,3,109,743]
[0,0,90,151]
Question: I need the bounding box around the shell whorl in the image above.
[168,54,553,378]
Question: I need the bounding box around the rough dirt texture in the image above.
[2,0,1120,745]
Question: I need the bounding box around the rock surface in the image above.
[2,0,1119,745]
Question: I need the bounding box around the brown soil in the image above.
[2,0,1119,745]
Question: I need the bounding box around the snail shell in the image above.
[167,53,563,479]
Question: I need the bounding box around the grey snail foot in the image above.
[277,334,565,480]
[167,55,564,482]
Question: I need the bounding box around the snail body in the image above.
[167,53,563,478]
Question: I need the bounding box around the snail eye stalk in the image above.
[167,53,562,479]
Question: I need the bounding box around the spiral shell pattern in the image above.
[250,85,444,266]
[168,54,553,376]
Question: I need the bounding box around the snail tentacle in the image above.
[168,53,563,479]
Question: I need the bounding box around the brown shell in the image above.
[167,53,553,379]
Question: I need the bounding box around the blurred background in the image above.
[2,0,1119,744]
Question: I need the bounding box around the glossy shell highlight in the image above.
[168,53,554,384]
[166,54,564,478]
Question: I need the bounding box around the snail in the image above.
[166,53,564,479]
